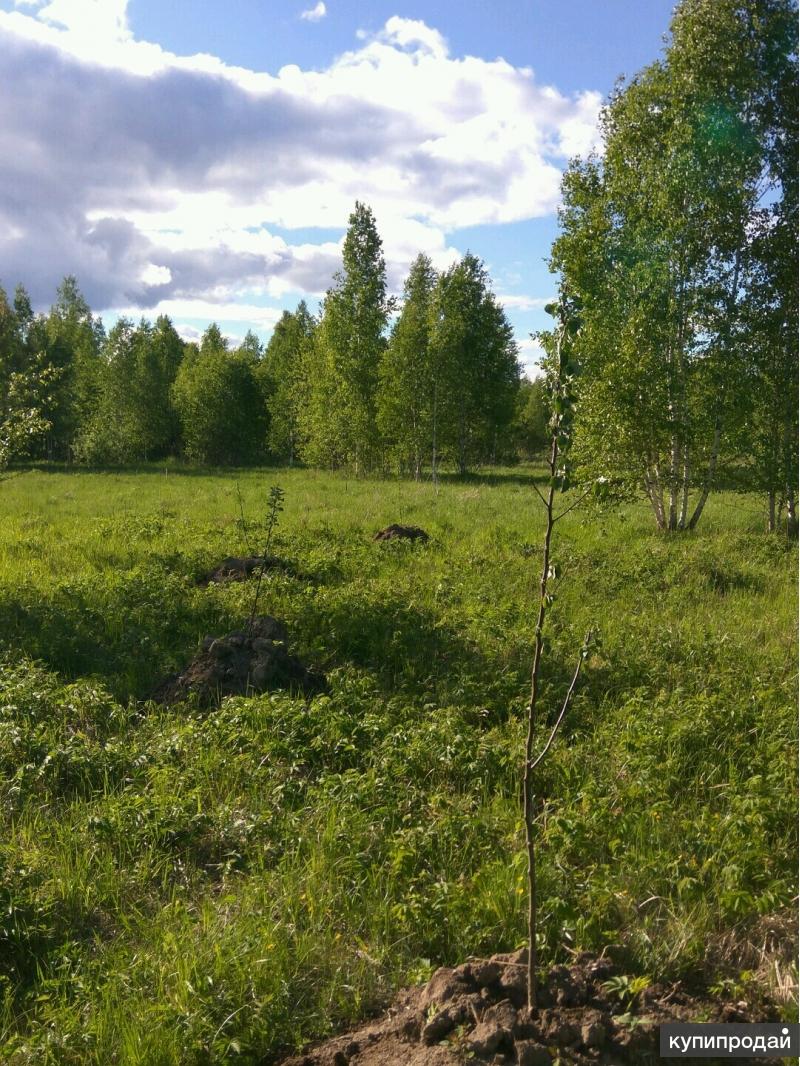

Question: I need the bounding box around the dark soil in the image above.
[373,525,429,543]
[276,950,785,1065]
[152,615,326,706]
[200,555,296,585]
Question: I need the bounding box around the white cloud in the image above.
[139,263,172,286]
[499,294,556,311]
[299,1,326,22]
[37,0,130,38]
[0,2,603,338]
[111,297,285,333]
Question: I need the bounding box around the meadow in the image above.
[0,465,796,1064]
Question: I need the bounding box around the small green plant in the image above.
[602,974,652,1011]
[709,970,757,1000]
[248,484,285,629]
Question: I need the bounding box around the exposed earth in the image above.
[200,554,296,584]
[373,524,430,542]
[152,615,326,705]
[277,950,786,1066]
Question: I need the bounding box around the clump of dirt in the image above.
[153,616,326,706]
[373,525,429,543]
[278,950,784,1065]
[200,555,295,585]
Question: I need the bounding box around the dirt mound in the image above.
[373,525,429,543]
[153,616,326,706]
[277,950,782,1065]
[200,555,294,585]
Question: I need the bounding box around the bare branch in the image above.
[553,487,593,523]
[532,481,549,508]
[529,630,592,773]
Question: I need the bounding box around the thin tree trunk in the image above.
[644,465,666,529]
[768,490,776,533]
[686,419,721,530]
[786,487,798,539]
[431,378,438,487]
[523,434,557,1013]
[668,435,680,531]
[678,444,691,530]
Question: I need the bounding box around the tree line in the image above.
[0,205,546,476]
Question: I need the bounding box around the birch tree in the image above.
[263,302,316,464]
[301,202,390,472]
[428,254,520,475]
[551,0,797,531]
[377,254,437,478]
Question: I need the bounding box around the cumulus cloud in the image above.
[0,0,603,336]
[299,2,326,22]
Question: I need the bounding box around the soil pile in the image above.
[278,949,782,1065]
[153,616,326,706]
[373,525,429,543]
[200,555,294,585]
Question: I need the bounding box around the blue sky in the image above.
[0,0,677,372]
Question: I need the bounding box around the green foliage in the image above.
[0,466,794,1062]
[248,484,286,625]
[262,302,316,463]
[377,254,437,477]
[172,324,268,465]
[301,202,391,472]
[511,377,550,460]
[43,276,104,460]
[552,0,798,531]
[76,315,184,464]
[0,285,60,470]
[429,254,521,474]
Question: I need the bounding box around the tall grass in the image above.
[0,465,795,1063]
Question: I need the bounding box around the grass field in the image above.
[0,465,796,1064]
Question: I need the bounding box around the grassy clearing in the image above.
[0,465,796,1064]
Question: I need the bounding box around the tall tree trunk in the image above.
[685,249,740,533]
[768,489,776,533]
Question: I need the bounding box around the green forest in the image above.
[0,0,797,1064]
[0,222,538,478]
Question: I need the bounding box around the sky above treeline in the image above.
[0,0,676,373]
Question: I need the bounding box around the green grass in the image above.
[0,465,796,1063]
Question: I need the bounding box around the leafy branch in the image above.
[248,485,285,632]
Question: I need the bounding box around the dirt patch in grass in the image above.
[152,615,326,706]
[373,525,429,543]
[277,950,786,1065]
[200,555,297,584]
